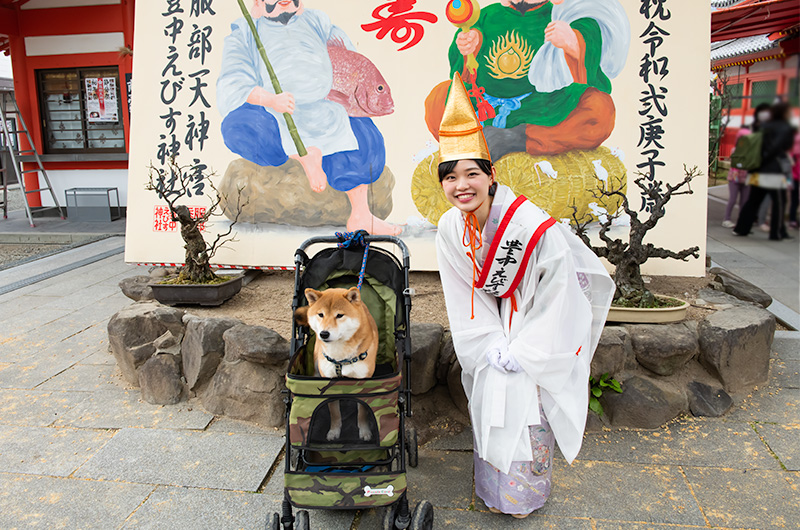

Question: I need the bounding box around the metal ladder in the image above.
[0,88,64,227]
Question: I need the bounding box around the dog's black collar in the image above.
[323,351,368,377]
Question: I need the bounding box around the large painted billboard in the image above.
[126,0,710,274]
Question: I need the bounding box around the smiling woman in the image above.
[434,73,614,519]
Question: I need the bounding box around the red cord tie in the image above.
[462,211,483,319]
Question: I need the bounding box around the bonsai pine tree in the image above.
[571,165,702,307]
[147,158,245,284]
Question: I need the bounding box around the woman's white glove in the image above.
[486,341,521,373]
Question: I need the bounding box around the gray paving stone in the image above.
[0,352,87,390]
[533,460,706,526]
[3,308,70,337]
[75,428,282,491]
[594,523,710,529]
[0,473,154,529]
[205,416,280,435]
[0,425,115,476]
[755,423,800,471]
[426,429,473,451]
[682,467,800,528]
[39,283,123,310]
[579,418,781,470]
[37,363,122,392]
[53,390,213,430]
[123,486,356,529]
[407,449,473,510]
[773,332,800,361]
[80,349,116,365]
[0,388,90,427]
[362,506,593,529]
[0,294,61,314]
[772,360,800,389]
[725,387,800,423]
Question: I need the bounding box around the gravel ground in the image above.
[0,186,71,269]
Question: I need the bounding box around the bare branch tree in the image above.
[572,165,702,307]
[147,158,247,283]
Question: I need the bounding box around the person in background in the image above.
[787,129,799,230]
[749,103,774,232]
[734,102,795,241]
[722,126,750,228]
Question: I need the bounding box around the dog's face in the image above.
[304,287,363,344]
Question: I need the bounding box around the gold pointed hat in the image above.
[438,72,491,164]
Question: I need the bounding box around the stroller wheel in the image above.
[295,510,310,530]
[410,500,434,530]
[405,427,418,468]
[381,502,399,530]
[267,512,280,530]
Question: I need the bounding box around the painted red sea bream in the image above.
[326,40,395,118]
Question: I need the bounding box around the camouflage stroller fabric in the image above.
[283,236,414,512]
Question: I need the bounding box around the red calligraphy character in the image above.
[361,0,438,51]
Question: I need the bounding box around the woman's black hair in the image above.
[437,158,493,182]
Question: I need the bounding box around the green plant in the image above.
[589,372,622,417]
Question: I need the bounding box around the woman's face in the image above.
[440,160,495,214]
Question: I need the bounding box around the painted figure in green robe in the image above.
[425,0,630,157]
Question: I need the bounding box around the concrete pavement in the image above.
[0,190,797,529]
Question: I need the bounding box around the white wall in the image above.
[39,169,129,208]
[0,55,12,80]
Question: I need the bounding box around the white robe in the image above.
[216,9,358,156]
[528,0,631,93]
[436,185,613,473]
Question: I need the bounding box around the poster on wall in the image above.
[126,0,710,274]
[85,77,119,123]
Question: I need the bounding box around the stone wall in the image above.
[110,274,777,431]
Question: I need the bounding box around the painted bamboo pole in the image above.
[235,0,307,156]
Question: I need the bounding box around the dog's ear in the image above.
[294,306,309,326]
[345,287,361,304]
[305,288,321,304]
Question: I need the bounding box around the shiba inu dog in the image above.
[295,287,379,441]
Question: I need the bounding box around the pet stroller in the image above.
[268,232,433,530]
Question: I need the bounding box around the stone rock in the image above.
[223,324,290,366]
[708,267,772,308]
[107,301,185,385]
[436,333,456,384]
[410,322,443,395]
[149,267,170,279]
[217,157,394,226]
[201,359,285,427]
[626,322,699,376]
[447,358,469,418]
[118,276,154,302]
[139,353,185,405]
[698,306,775,393]
[687,381,733,417]
[154,330,183,356]
[695,288,749,310]
[602,375,687,429]
[591,326,629,380]
[182,317,242,390]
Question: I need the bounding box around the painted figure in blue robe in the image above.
[217,0,400,235]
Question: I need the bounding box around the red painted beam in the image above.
[18,5,123,36]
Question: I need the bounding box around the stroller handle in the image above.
[295,235,410,267]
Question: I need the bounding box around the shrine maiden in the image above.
[435,73,613,518]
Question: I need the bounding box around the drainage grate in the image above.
[0,246,125,296]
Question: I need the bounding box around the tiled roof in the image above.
[711,0,750,10]
[710,34,777,61]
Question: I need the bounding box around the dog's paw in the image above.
[326,426,341,441]
[358,424,373,442]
